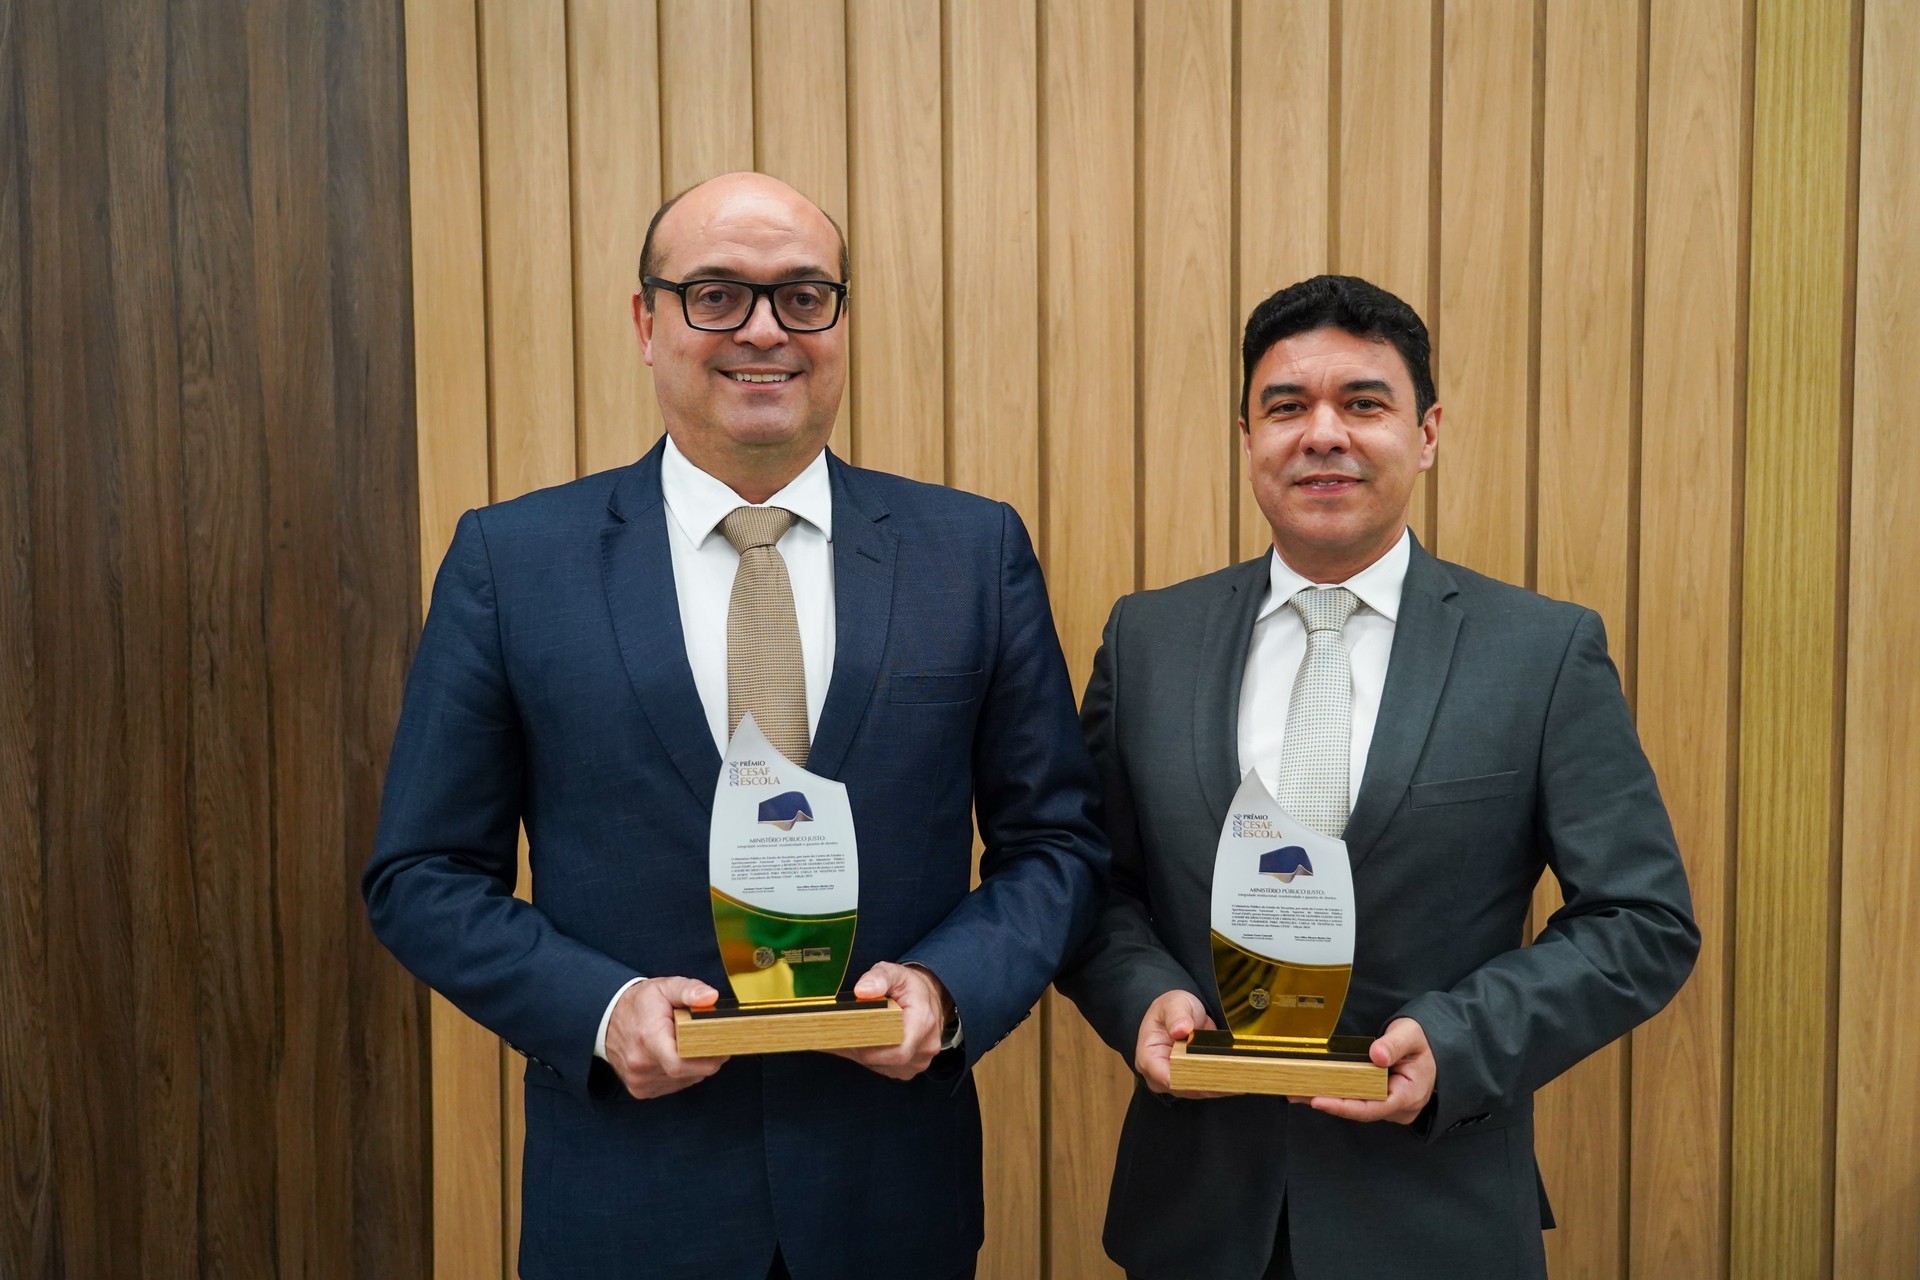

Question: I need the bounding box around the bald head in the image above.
[638,172,849,308]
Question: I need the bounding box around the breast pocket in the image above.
[1408,769,1521,809]
[888,669,985,705]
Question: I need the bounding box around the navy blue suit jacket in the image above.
[365,442,1107,1280]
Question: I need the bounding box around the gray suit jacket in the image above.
[1056,538,1698,1280]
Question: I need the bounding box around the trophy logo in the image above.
[757,791,814,831]
[1259,846,1314,883]
[752,946,777,969]
[1249,988,1270,1010]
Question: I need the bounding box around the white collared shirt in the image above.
[596,436,837,1062]
[659,434,836,752]
[1235,528,1411,810]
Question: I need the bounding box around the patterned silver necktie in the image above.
[720,506,808,765]
[1277,586,1361,838]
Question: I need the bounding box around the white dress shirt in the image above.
[596,437,837,1061]
[1236,529,1411,811]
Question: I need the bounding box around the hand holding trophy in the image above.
[673,714,904,1056]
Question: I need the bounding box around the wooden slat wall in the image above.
[1,0,428,1277]
[403,4,1918,1278]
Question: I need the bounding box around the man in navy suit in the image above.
[365,173,1107,1280]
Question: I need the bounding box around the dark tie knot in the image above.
[721,505,798,553]
[1288,586,1360,634]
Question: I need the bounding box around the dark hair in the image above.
[1239,274,1436,423]
[637,182,851,310]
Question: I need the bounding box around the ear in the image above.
[1417,402,1440,471]
[632,291,657,367]
[1238,415,1252,460]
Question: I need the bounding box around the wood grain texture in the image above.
[1631,0,1745,1273]
[946,7,1044,1274]
[1732,1,1855,1277]
[1040,9,1136,1275]
[1139,0,1233,590]
[1835,0,1920,1274]
[569,0,663,475]
[4,0,425,1274]
[1168,1041,1387,1099]
[1434,0,1533,581]
[1531,3,1641,1273]
[401,2,506,1276]
[672,1000,902,1056]
[660,0,754,191]
[846,0,943,482]
[1336,0,1434,542]
[1236,0,1330,562]
[753,0,852,459]
[0,0,52,1271]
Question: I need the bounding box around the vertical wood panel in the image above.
[1434,0,1533,581]
[1632,0,1745,1273]
[660,0,754,191]
[0,0,51,1269]
[329,0,432,1270]
[753,0,852,459]
[1835,0,1920,1275]
[248,1,356,1273]
[478,2,578,1267]
[1041,6,1135,1276]
[846,0,943,482]
[947,6,1043,1274]
[1335,0,1434,542]
[1532,2,1642,1274]
[173,0,281,1271]
[402,2,505,1275]
[1236,0,1331,563]
[1732,1,1855,1276]
[1139,0,1233,590]
[106,0,201,1274]
[570,0,664,475]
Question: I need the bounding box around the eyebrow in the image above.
[676,263,842,284]
[1258,378,1396,408]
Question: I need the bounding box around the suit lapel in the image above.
[1192,555,1272,832]
[1342,539,1461,868]
[806,456,896,780]
[601,442,722,804]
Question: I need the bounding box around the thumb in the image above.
[853,964,894,1000]
[1371,1020,1418,1068]
[663,976,720,1009]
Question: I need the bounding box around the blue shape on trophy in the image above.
[757,791,815,831]
[1259,846,1314,883]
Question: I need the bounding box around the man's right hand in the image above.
[1135,989,1227,1099]
[603,976,728,1100]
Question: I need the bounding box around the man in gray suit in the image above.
[1056,275,1698,1280]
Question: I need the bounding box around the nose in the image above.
[1298,401,1349,453]
[733,293,789,347]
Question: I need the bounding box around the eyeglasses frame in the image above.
[641,274,849,334]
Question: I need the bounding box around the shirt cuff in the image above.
[595,976,647,1062]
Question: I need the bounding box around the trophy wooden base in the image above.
[674,993,904,1058]
[1169,1030,1388,1100]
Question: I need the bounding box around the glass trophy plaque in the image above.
[673,715,904,1057]
[1167,769,1387,1099]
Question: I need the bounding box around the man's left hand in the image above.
[827,961,951,1080]
[1301,1016,1435,1124]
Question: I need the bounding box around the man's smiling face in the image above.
[1240,326,1439,582]
[634,174,847,485]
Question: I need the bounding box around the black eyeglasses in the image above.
[642,276,848,333]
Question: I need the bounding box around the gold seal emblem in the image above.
[752,946,776,969]
[1249,988,1270,1010]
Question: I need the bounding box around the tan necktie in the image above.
[1278,586,1361,838]
[720,506,809,764]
